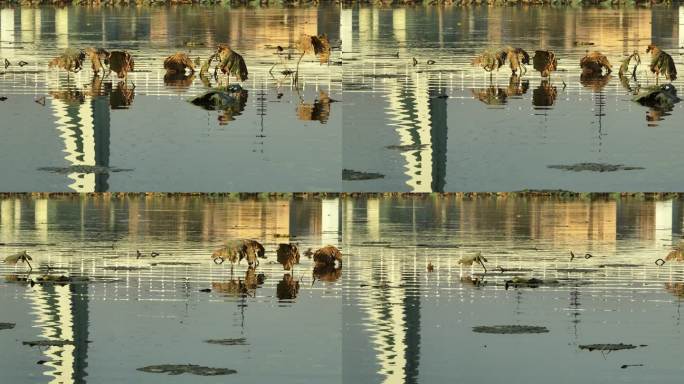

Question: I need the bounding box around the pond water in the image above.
[3,195,684,383]
[0,196,342,383]
[343,196,684,383]
[0,5,341,192]
[342,5,684,192]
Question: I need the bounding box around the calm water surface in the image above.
[343,196,684,383]
[0,6,341,192]
[0,196,342,383]
[342,6,684,192]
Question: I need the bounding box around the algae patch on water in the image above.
[343,169,385,181]
[472,325,549,334]
[23,340,81,347]
[579,343,645,352]
[137,364,237,376]
[204,338,248,346]
[0,323,15,330]
[547,163,644,172]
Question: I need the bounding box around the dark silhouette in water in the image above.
[312,264,342,284]
[107,82,135,109]
[580,73,611,93]
[163,72,196,92]
[532,80,557,108]
[276,274,300,301]
[211,267,265,298]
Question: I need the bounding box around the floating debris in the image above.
[632,84,680,110]
[579,343,643,352]
[386,144,428,151]
[204,338,248,346]
[102,266,149,271]
[137,364,236,376]
[33,275,88,284]
[23,340,78,347]
[188,87,247,112]
[362,73,402,79]
[597,264,640,268]
[621,364,644,369]
[38,165,133,175]
[149,262,200,266]
[505,277,559,290]
[0,323,15,330]
[473,325,549,334]
[547,163,644,172]
[342,169,384,181]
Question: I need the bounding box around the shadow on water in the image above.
[276,274,300,301]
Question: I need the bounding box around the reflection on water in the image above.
[0,195,342,383]
[343,5,684,192]
[0,5,341,192]
[343,196,684,384]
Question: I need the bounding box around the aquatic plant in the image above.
[294,33,331,84]
[3,251,33,271]
[276,243,300,271]
[85,47,110,75]
[647,44,677,83]
[618,50,641,79]
[580,51,612,76]
[471,49,507,74]
[164,52,196,75]
[108,51,134,82]
[204,45,248,82]
[458,251,487,273]
[212,239,265,268]
[48,48,86,74]
[297,90,332,123]
[276,273,300,300]
[532,50,558,77]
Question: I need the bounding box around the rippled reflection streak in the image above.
[49,80,111,193]
[343,197,684,383]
